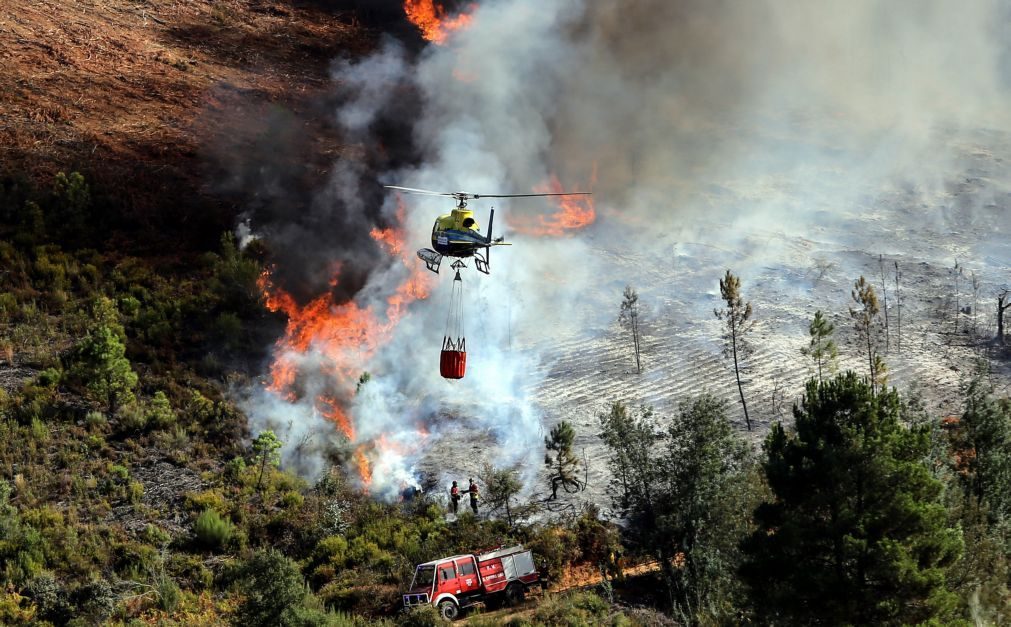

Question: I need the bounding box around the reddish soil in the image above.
[0,0,370,246]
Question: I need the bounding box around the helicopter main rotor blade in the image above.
[473,192,592,199]
[384,185,456,197]
[385,186,593,200]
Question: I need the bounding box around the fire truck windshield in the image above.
[411,565,436,591]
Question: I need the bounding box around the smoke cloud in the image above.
[242,0,1011,500]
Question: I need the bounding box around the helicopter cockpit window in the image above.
[462,217,475,229]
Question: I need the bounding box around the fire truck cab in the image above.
[403,545,539,620]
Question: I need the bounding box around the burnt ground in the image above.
[0,0,372,251]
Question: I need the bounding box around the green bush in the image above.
[70,578,115,625]
[84,410,107,431]
[193,508,234,551]
[532,591,614,627]
[0,292,18,322]
[233,549,315,627]
[24,571,70,625]
[396,604,443,626]
[118,295,141,317]
[115,402,147,434]
[166,552,214,591]
[145,391,175,430]
[35,368,61,388]
[154,570,180,613]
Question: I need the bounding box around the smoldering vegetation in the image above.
[238,0,1011,502]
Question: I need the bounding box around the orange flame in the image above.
[403,0,474,45]
[509,168,598,237]
[354,445,372,488]
[259,202,432,488]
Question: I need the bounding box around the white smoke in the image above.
[244,0,1011,500]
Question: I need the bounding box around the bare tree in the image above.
[715,270,754,430]
[619,285,642,374]
[814,258,836,283]
[998,288,1010,346]
[894,261,902,353]
[878,255,890,351]
[850,276,883,395]
[970,270,981,339]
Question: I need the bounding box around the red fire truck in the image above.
[402,545,540,620]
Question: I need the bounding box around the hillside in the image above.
[1,0,365,249]
[1,1,1010,625]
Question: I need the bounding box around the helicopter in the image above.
[384,185,591,274]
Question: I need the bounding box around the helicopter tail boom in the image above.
[474,208,494,275]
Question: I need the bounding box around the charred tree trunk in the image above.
[953,260,962,336]
[894,261,902,353]
[631,312,641,374]
[999,290,1010,346]
[879,255,890,352]
[731,320,751,430]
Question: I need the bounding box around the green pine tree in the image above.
[73,324,137,413]
[801,310,837,382]
[959,377,1011,522]
[545,421,581,499]
[598,402,656,516]
[657,394,753,623]
[742,373,963,624]
[480,463,526,526]
[715,270,754,430]
[252,430,282,492]
[850,276,883,394]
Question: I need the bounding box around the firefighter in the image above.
[449,481,461,514]
[538,558,551,591]
[467,478,480,514]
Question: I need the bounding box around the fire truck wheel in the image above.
[505,582,526,606]
[438,600,459,621]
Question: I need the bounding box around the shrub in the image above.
[193,508,234,551]
[115,402,147,434]
[214,311,243,351]
[154,570,180,613]
[396,604,443,626]
[0,292,17,322]
[224,456,246,483]
[166,553,214,590]
[118,295,141,317]
[532,591,614,626]
[24,571,70,625]
[71,578,116,625]
[233,549,313,627]
[145,391,175,430]
[84,410,107,431]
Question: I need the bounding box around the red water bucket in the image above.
[440,350,467,379]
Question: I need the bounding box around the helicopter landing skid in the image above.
[474,250,489,275]
[417,248,443,274]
